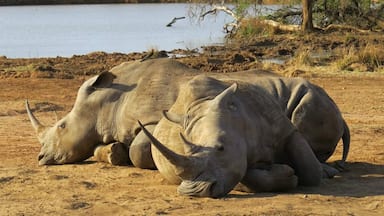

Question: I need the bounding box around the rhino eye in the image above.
[228,101,237,111]
[58,123,66,129]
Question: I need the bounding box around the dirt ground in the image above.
[0,32,383,215]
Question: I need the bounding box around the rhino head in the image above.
[140,79,250,198]
[27,72,117,165]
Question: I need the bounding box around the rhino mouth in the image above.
[38,153,56,165]
[177,171,227,198]
[38,152,66,165]
[177,180,217,197]
[37,148,76,165]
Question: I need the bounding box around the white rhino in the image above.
[139,75,350,197]
[26,58,274,167]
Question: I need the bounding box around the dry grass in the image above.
[283,43,384,73]
[290,48,314,66]
[333,44,384,72]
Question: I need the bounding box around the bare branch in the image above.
[199,4,241,35]
[200,5,240,21]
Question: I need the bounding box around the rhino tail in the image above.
[334,120,350,171]
[341,119,350,163]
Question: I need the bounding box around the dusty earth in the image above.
[0,32,383,215]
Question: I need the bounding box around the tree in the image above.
[191,0,384,36]
[302,0,314,31]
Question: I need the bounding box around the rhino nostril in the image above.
[38,154,44,161]
[216,145,224,152]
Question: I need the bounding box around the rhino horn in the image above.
[138,121,198,179]
[26,100,44,133]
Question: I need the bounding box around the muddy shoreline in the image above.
[1,31,383,80]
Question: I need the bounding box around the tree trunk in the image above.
[302,0,314,31]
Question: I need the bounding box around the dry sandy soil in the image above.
[0,33,383,215]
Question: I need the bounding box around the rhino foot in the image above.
[330,160,349,172]
[94,142,129,166]
[238,164,298,192]
[108,142,129,165]
[321,163,341,178]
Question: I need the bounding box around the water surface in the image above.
[0,4,231,58]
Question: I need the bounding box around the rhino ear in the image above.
[163,110,184,126]
[90,71,116,88]
[212,83,238,104]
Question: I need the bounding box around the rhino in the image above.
[26,58,275,167]
[139,75,350,197]
[27,59,197,167]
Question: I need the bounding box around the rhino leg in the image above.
[237,164,298,192]
[129,124,156,170]
[321,163,340,178]
[94,142,129,165]
[284,131,323,186]
[290,89,347,165]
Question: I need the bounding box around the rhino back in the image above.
[110,59,201,143]
[248,77,345,161]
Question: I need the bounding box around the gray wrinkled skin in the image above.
[27,58,275,166]
[145,75,349,197]
[27,59,201,165]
